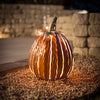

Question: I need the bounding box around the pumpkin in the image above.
[29,17,73,80]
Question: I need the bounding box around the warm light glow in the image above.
[0,33,10,38]
[34,26,49,36]
[46,26,49,30]
[38,30,44,35]
[34,29,43,36]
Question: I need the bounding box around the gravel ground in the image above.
[0,55,100,100]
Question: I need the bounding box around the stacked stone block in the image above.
[72,12,88,56]
[88,13,100,57]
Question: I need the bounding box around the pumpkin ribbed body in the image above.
[29,32,73,80]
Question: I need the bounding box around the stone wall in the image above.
[0,4,76,38]
[47,12,100,57]
[0,4,100,57]
[88,13,100,57]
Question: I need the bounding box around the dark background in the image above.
[0,0,100,12]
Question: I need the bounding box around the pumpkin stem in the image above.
[50,16,57,31]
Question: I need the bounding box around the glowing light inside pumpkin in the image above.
[38,31,44,35]
[35,26,49,36]
[46,26,49,30]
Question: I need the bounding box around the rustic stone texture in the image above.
[48,18,88,37]
[73,48,88,55]
[49,5,64,10]
[56,23,74,30]
[88,25,100,36]
[63,36,86,47]
[0,32,10,38]
[11,24,25,29]
[47,17,53,24]
[1,5,72,38]
[74,25,88,36]
[57,16,73,24]
[73,37,87,47]
[64,36,74,42]
[89,13,100,24]
[24,28,34,36]
[0,26,5,33]
[88,37,100,47]
[4,28,10,33]
[89,48,100,57]
[73,13,88,25]
[59,29,74,36]
[63,36,87,48]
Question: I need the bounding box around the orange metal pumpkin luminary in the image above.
[29,17,73,80]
